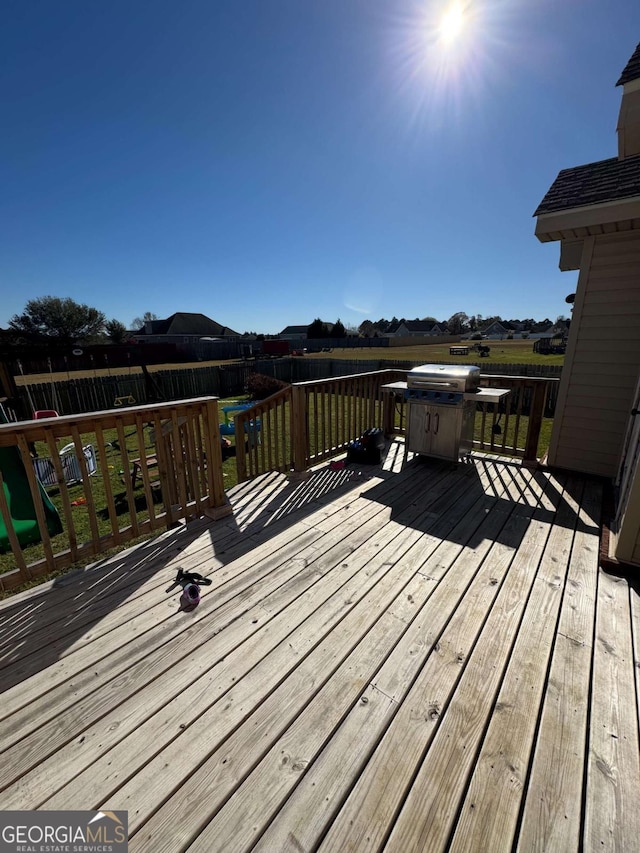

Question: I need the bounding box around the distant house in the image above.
[389,321,447,337]
[279,322,335,340]
[534,320,570,339]
[480,321,514,339]
[279,325,310,341]
[133,313,240,344]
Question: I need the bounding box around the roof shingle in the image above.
[534,154,640,216]
[138,312,239,337]
[617,42,640,86]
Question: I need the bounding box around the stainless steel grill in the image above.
[404,364,479,461]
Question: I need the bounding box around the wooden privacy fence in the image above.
[16,360,562,418]
[232,370,557,483]
[0,398,229,591]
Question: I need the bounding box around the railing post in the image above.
[203,399,232,520]
[524,380,548,464]
[290,383,311,480]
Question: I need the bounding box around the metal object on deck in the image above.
[401,364,509,462]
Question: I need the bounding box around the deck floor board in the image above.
[0,445,637,852]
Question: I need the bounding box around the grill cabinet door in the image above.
[428,406,460,460]
[407,403,462,461]
[407,402,432,455]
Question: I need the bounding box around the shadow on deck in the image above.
[0,439,638,852]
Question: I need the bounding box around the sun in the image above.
[438,2,466,46]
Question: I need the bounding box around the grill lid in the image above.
[407,363,480,393]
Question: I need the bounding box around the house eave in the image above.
[535,196,640,242]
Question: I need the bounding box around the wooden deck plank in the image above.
[0,454,626,852]
[0,463,424,724]
[0,467,376,654]
[449,477,601,852]
[1,466,437,800]
[122,462,522,850]
[6,461,458,805]
[249,469,547,853]
[361,483,576,853]
[382,480,588,851]
[318,470,571,853]
[515,480,601,852]
[71,463,493,827]
[584,568,640,851]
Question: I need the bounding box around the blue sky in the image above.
[2,1,640,335]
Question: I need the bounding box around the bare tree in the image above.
[131,311,158,330]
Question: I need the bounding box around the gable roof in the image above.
[388,320,446,334]
[279,325,309,336]
[400,320,442,332]
[137,313,239,337]
[533,154,640,215]
[617,41,640,86]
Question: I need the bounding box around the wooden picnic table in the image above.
[130,454,158,489]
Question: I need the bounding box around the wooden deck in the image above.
[1,442,639,852]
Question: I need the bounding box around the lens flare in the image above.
[439,3,465,45]
[383,1,511,137]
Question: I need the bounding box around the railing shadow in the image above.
[0,463,374,692]
[0,442,603,696]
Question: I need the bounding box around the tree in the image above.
[9,296,105,344]
[447,312,469,335]
[105,319,128,344]
[131,311,158,330]
[330,319,346,338]
[420,316,438,325]
[307,318,330,338]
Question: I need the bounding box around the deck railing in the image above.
[234,386,294,483]
[234,369,406,482]
[233,370,557,482]
[471,374,558,460]
[0,397,228,591]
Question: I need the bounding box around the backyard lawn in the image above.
[304,338,565,366]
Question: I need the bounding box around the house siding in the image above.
[548,232,640,478]
[617,444,640,566]
[614,375,640,566]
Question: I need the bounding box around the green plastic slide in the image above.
[0,405,63,552]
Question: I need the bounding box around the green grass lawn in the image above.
[304,338,565,367]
